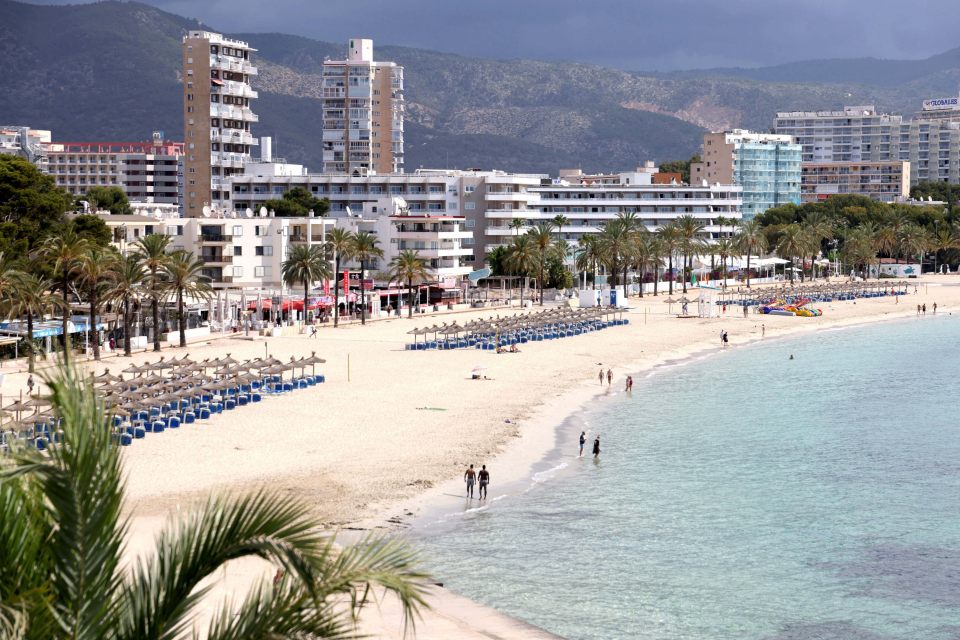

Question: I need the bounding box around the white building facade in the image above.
[321,39,404,174]
[774,102,960,186]
[528,170,743,246]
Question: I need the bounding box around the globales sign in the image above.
[922,97,960,111]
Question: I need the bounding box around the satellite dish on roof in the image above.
[202,205,211,217]
[259,206,267,217]
[245,208,253,218]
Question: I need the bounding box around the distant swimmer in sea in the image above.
[789,354,795,360]
[464,464,476,498]
[579,431,586,457]
[478,465,490,499]
[593,436,601,458]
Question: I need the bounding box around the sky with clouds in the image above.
[23,0,960,70]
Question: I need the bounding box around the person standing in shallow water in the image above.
[606,368,612,385]
[478,465,490,499]
[598,368,604,385]
[464,464,476,498]
[579,431,586,456]
[593,436,601,458]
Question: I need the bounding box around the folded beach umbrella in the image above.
[93,368,121,384]
[24,396,51,408]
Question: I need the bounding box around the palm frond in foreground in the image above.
[0,364,431,639]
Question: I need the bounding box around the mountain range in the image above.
[2,0,959,174]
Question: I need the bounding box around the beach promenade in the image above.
[3,277,958,637]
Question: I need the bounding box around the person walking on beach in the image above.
[934,302,938,314]
[598,368,604,385]
[464,464,476,498]
[917,304,921,316]
[722,330,729,347]
[922,303,927,315]
[478,465,490,499]
[593,436,601,458]
[579,431,586,457]
[720,329,725,346]
[606,368,612,386]
[27,375,34,396]
[761,324,766,337]
[625,375,633,392]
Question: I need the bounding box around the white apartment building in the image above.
[92,210,334,290]
[774,102,960,185]
[227,166,545,269]
[0,125,50,170]
[526,170,743,246]
[334,197,472,281]
[44,133,183,204]
[182,31,259,215]
[321,38,404,174]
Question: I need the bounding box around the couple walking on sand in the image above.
[579,431,601,458]
[464,464,490,499]
[599,368,612,385]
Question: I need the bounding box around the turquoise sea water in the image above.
[414,314,960,639]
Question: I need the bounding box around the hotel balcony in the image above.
[211,130,255,145]
[198,232,233,245]
[484,208,542,219]
[199,252,233,266]
[210,104,259,122]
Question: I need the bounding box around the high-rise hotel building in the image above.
[774,102,960,185]
[321,39,404,174]
[181,31,259,216]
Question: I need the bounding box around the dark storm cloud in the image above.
[21,0,960,70]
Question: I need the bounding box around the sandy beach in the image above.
[2,277,957,638]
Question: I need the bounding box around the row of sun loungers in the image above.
[0,352,326,452]
[405,307,628,351]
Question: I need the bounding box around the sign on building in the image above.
[922,97,960,111]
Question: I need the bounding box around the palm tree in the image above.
[714,237,736,288]
[802,212,835,281]
[674,215,706,293]
[575,235,604,290]
[506,234,537,305]
[506,218,528,300]
[281,244,333,330]
[898,223,932,269]
[348,231,383,325]
[776,224,813,285]
[552,214,570,245]
[527,223,555,305]
[842,228,877,278]
[630,228,654,298]
[133,234,173,352]
[76,246,116,361]
[388,249,433,318]
[734,219,768,288]
[931,224,960,274]
[0,364,430,639]
[325,227,354,328]
[659,223,682,295]
[37,224,90,361]
[5,272,56,373]
[648,235,665,296]
[104,254,145,357]
[162,250,212,348]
